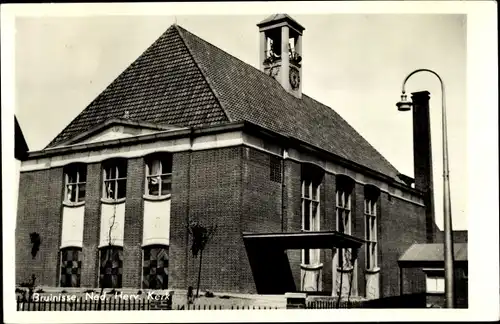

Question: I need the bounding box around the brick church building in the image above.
[16,14,445,300]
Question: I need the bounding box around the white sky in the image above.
[14,13,468,230]
[2,2,499,322]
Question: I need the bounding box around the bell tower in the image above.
[257,14,305,99]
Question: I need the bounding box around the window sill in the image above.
[337,266,355,273]
[426,291,445,295]
[62,201,85,208]
[100,197,126,205]
[300,263,323,270]
[143,194,171,202]
[365,267,381,274]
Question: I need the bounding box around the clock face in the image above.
[289,67,300,90]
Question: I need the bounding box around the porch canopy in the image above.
[242,231,364,294]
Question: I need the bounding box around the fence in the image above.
[306,299,364,309]
[16,296,151,311]
[174,304,279,310]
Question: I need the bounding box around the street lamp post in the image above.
[396,69,455,308]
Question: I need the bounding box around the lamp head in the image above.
[396,93,412,111]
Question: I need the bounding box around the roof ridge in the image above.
[174,25,231,122]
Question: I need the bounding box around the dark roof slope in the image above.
[47,26,228,147]
[15,116,29,160]
[47,23,401,179]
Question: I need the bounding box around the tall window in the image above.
[336,176,354,268]
[145,154,172,197]
[102,159,127,200]
[364,186,379,270]
[59,248,82,287]
[142,245,169,289]
[99,246,123,288]
[301,166,322,265]
[64,164,87,203]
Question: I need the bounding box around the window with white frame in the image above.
[336,176,354,268]
[301,166,322,265]
[64,164,87,203]
[102,159,127,200]
[425,269,445,293]
[364,186,379,270]
[145,154,172,197]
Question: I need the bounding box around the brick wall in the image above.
[320,172,336,292]
[16,167,64,287]
[123,157,145,288]
[379,192,427,297]
[169,151,191,290]
[283,159,302,289]
[171,147,243,293]
[81,163,102,287]
[239,147,283,292]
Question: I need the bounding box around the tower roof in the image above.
[257,14,305,32]
[46,24,401,180]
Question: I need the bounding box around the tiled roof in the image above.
[399,243,468,263]
[47,26,228,147]
[47,23,401,179]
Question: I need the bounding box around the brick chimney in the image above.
[411,91,435,243]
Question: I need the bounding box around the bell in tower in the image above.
[257,14,305,99]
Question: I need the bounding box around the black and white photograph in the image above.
[2,1,498,322]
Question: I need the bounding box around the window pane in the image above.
[79,168,87,183]
[312,184,318,200]
[150,160,161,176]
[303,249,310,265]
[312,202,319,230]
[67,184,77,202]
[143,246,169,289]
[116,179,127,199]
[366,244,371,269]
[304,182,310,199]
[60,248,81,288]
[117,161,127,178]
[67,171,77,184]
[104,180,116,199]
[344,212,350,233]
[105,166,115,180]
[162,157,172,174]
[337,210,344,233]
[161,175,172,196]
[100,247,123,289]
[147,176,160,196]
[436,278,445,292]
[303,201,310,230]
[77,184,86,202]
[365,216,370,240]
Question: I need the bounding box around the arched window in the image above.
[301,164,324,265]
[59,247,82,287]
[145,153,172,197]
[336,175,355,268]
[102,159,127,200]
[99,246,123,288]
[142,245,169,289]
[63,163,87,203]
[364,185,380,270]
